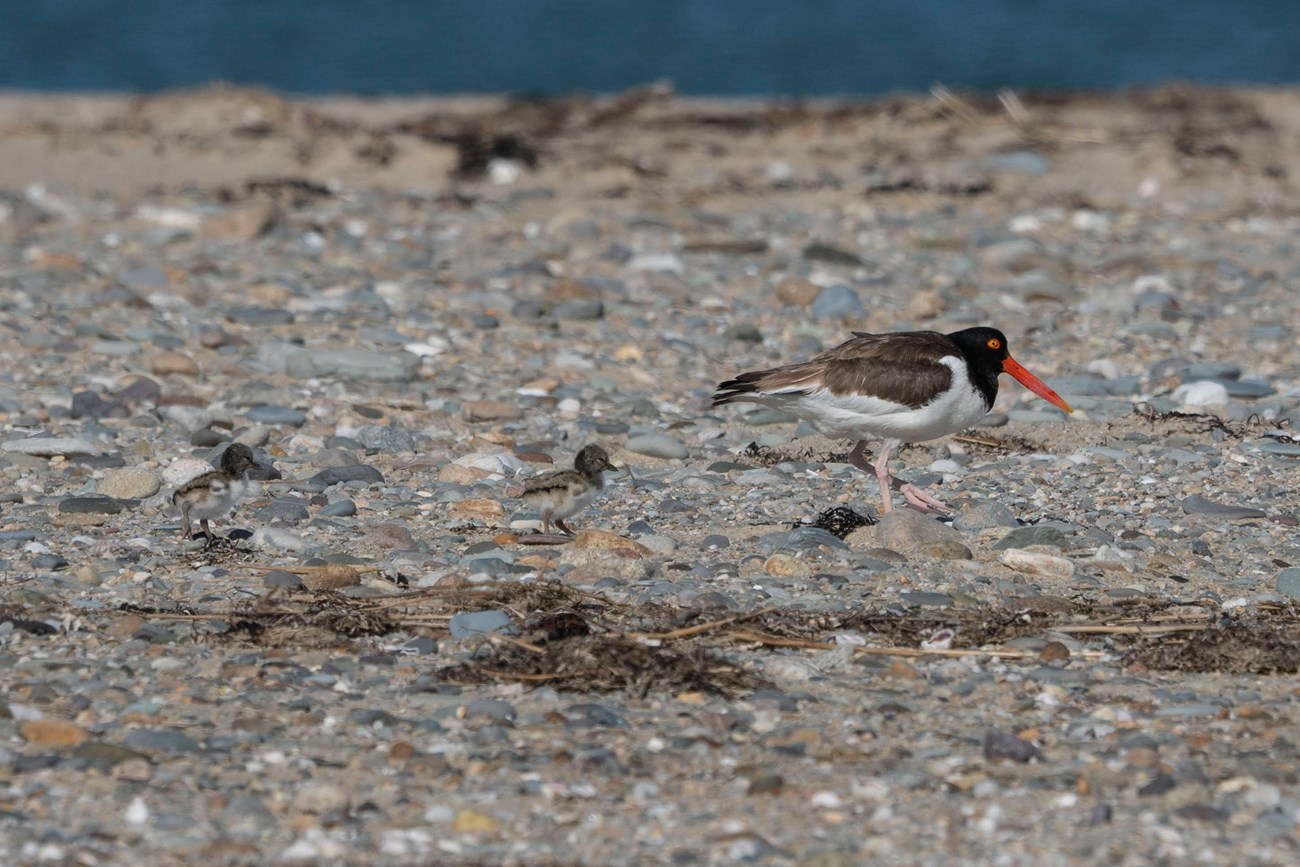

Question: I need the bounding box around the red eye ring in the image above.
[987,338,1001,350]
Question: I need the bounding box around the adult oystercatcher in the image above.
[713,327,1072,514]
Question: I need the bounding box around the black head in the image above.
[946,327,1073,413]
[947,327,1011,367]
[574,444,617,477]
[218,443,259,476]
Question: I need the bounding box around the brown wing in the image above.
[715,331,958,410]
[172,470,222,504]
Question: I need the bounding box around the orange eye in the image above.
[987,338,1001,350]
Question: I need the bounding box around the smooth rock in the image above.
[993,526,1065,549]
[448,610,517,638]
[810,284,865,320]
[245,405,308,426]
[58,496,124,515]
[310,465,385,486]
[1275,567,1300,598]
[626,433,688,459]
[285,349,420,382]
[1181,495,1266,520]
[2,437,96,457]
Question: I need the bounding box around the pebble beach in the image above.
[1,84,1300,865]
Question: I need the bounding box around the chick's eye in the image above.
[987,338,1001,350]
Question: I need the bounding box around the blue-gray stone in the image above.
[993,526,1065,549]
[985,150,1049,175]
[1259,442,1300,457]
[227,306,294,325]
[284,349,419,382]
[782,526,850,552]
[31,554,68,570]
[626,433,688,459]
[262,570,304,589]
[122,728,201,754]
[449,610,517,638]
[461,698,516,722]
[1154,704,1224,718]
[319,499,357,517]
[253,499,310,524]
[245,405,307,425]
[554,299,605,321]
[356,424,415,453]
[71,391,127,420]
[58,496,123,515]
[403,636,439,655]
[1185,362,1241,381]
[802,243,862,266]
[1214,379,1275,399]
[900,591,953,608]
[723,323,763,343]
[810,284,864,320]
[701,534,730,550]
[1275,567,1300,598]
[310,465,385,486]
[512,299,545,319]
[1180,495,1266,520]
[119,265,170,290]
[0,531,40,541]
[1047,375,1112,397]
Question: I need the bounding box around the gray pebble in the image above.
[993,526,1065,549]
[245,405,307,425]
[58,496,124,515]
[1275,567,1300,598]
[900,591,953,608]
[1181,495,1266,520]
[554,299,605,321]
[448,610,518,638]
[462,698,517,722]
[262,570,304,589]
[810,284,864,320]
[356,424,415,453]
[158,405,214,431]
[626,433,688,460]
[310,465,385,486]
[285,349,419,382]
[122,728,201,754]
[319,499,357,517]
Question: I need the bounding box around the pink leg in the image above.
[847,439,950,515]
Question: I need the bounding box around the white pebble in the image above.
[1172,380,1229,409]
[124,796,149,826]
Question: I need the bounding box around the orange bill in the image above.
[1002,356,1073,413]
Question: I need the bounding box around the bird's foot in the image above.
[899,483,951,515]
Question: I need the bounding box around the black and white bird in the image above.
[518,444,619,536]
[172,443,259,541]
[714,327,1072,514]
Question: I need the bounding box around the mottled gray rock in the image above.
[158,405,214,431]
[954,500,1019,531]
[849,510,970,560]
[319,499,357,517]
[554,299,604,321]
[994,526,1066,549]
[356,424,415,453]
[253,499,310,524]
[1275,567,1300,599]
[98,468,161,499]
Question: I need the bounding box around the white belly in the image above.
[764,357,990,443]
[188,479,249,519]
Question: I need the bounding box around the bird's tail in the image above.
[712,372,768,407]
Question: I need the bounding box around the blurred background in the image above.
[1,0,1297,95]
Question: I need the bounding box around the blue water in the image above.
[1,0,1298,96]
